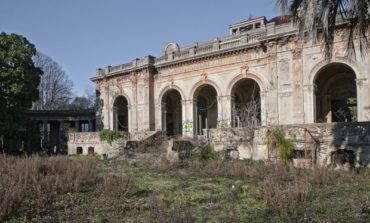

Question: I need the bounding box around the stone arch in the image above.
[189,79,222,100]
[227,72,267,96]
[313,62,358,123]
[227,73,267,126]
[158,85,186,104]
[161,89,183,136]
[112,95,130,131]
[111,92,132,109]
[193,84,219,135]
[230,78,262,127]
[308,57,362,85]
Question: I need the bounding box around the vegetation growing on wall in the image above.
[99,129,121,145]
[266,129,295,164]
[218,120,230,129]
[182,121,193,133]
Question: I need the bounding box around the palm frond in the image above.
[278,0,370,60]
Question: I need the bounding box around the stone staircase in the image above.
[112,132,200,164]
[113,131,168,164]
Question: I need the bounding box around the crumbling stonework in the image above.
[67,131,164,160]
[205,122,370,166]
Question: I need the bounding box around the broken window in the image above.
[88,147,94,155]
[240,25,253,33]
[76,147,83,155]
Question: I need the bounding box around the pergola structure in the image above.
[25,109,96,153]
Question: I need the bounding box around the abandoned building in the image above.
[25,109,96,154]
[68,15,370,165]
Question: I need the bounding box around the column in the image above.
[267,43,279,125]
[88,120,93,132]
[303,84,316,123]
[217,95,233,128]
[192,99,197,136]
[181,99,195,137]
[128,105,132,133]
[42,120,48,149]
[260,91,267,126]
[58,120,64,154]
[75,120,80,132]
[356,78,369,121]
[162,102,167,132]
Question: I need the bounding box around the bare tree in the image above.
[233,81,261,130]
[32,52,73,110]
[234,99,261,128]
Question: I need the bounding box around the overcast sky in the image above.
[0,0,278,95]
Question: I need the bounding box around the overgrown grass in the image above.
[2,155,370,222]
[0,155,98,221]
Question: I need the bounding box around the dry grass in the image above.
[147,195,196,223]
[2,155,370,222]
[0,155,98,220]
[146,159,370,221]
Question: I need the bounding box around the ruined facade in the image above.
[90,16,370,136]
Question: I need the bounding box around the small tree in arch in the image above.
[232,98,261,141]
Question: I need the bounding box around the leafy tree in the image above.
[32,52,73,110]
[276,0,370,59]
[68,96,92,110]
[0,32,42,141]
[68,87,96,110]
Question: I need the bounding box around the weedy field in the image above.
[1,154,370,223]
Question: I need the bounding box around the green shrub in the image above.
[99,129,121,145]
[267,129,295,164]
[186,146,220,161]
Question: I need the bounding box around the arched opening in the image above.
[315,63,357,123]
[113,96,129,131]
[194,85,218,135]
[161,89,182,136]
[231,78,261,127]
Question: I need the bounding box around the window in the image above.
[240,25,253,33]
[76,147,83,155]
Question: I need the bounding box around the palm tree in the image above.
[276,0,370,59]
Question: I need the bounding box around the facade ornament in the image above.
[241,64,249,77]
[168,78,174,88]
[201,72,208,82]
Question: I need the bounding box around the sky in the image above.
[0,0,278,96]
